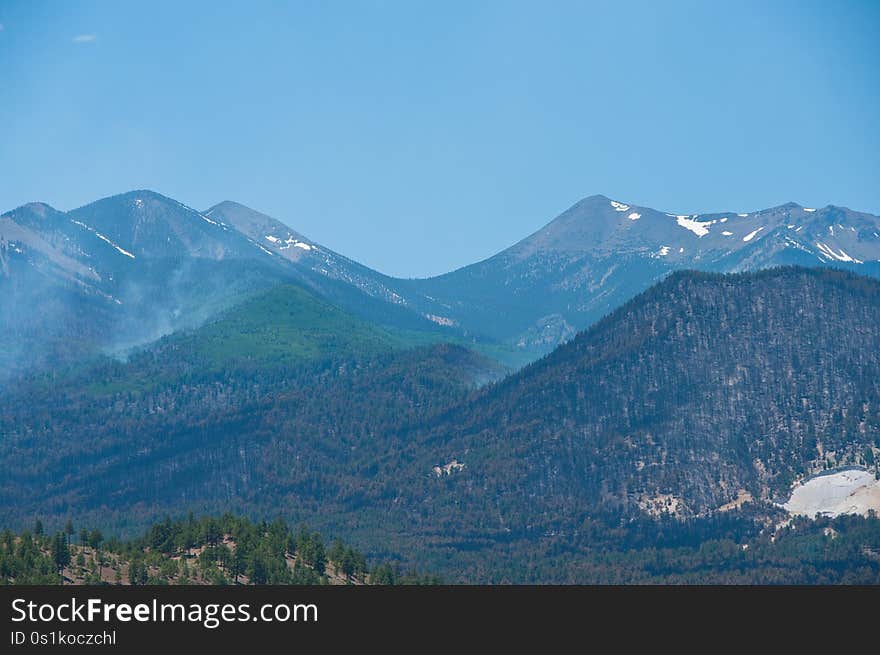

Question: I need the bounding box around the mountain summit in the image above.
[67,190,270,261]
[0,191,291,374]
[391,195,880,350]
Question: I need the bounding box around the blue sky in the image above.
[1,1,878,277]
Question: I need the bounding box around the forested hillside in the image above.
[393,268,880,530]
[0,342,500,534]
[1,267,878,581]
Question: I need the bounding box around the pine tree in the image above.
[51,532,70,573]
[88,530,103,550]
[370,562,397,585]
[329,538,346,575]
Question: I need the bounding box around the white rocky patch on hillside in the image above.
[639,493,683,517]
[783,468,880,518]
[433,460,465,477]
[425,314,456,326]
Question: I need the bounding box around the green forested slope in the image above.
[2,267,878,582]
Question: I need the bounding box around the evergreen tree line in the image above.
[0,514,441,586]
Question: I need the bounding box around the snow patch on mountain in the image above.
[816,242,863,264]
[264,234,314,251]
[170,198,221,227]
[676,215,715,237]
[610,201,630,212]
[784,237,813,255]
[743,227,764,242]
[71,220,136,259]
[96,234,136,259]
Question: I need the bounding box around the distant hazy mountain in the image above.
[0,202,117,375]
[0,191,300,376]
[203,200,450,339]
[396,195,880,350]
[207,194,880,355]
[205,200,405,307]
[0,192,453,377]
[4,190,880,376]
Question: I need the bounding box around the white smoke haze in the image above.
[0,243,289,386]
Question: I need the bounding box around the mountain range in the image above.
[202,193,880,349]
[2,189,880,581]
[2,190,879,378]
[394,196,880,347]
